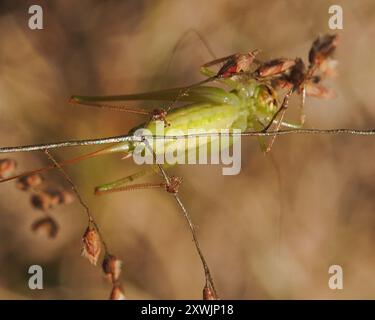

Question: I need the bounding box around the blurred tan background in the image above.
[0,0,375,299]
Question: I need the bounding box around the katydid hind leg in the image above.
[94,165,163,195]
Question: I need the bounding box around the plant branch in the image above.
[44,149,109,253]
[1,128,375,154]
[142,137,218,297]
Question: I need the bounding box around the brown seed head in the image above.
[31,216,59,238]
[203,284,217,300]
[309,34,339,66]
[30,192,55,211]
[110,284,126,300]
[102,254,122,283]
[81,226,101,265]
[305,83,336,99]
[59,190,74,205]
[287,58,306,88]
[257,58,296,78]
[235,49,259,73]
[16,174,43,191]
[0,158,17,179]
[271,78,294,90]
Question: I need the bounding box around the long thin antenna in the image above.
[0,135,137,153]
[69,99,151,115]
[165,28,217,79]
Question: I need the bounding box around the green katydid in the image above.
[0,34,339,194]
[0,33,343,299]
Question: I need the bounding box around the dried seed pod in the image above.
[309,34,339,66]
[0,158,17,179]
[287,58,306,88]
[257,58,296,78]
[16,174,43,191]
[31,216,59,238]
[43,189,64,206]
[271,78,293,90]
[203,284,217,300]
[110,284,126,300]
[58,190,74,205]
[305,82,336,99]
[165,176,183,194]
[102,254,122,282]
[43,189,74,206]
[81,226,101,265]
[318,59,338,78]
[217,49,259,77]
[30,192,55,211]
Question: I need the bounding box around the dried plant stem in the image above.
[142,138,218,298]
[43,149,109,253]
[172,192,218,296]
[1,128,375,154]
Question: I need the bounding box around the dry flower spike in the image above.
[81,225,101,265]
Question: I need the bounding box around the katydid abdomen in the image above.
[108,101,250,159]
